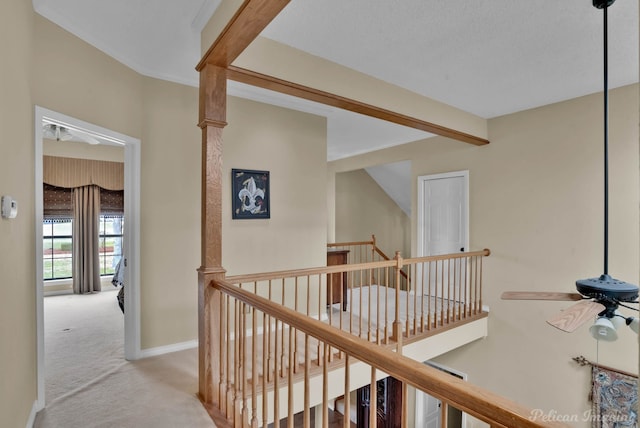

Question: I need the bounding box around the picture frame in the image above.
[231,168,270,219]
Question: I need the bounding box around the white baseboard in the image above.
[139,339,198,359]
[26,400,38,428]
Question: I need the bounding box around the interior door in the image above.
[417,171,469,302]
[422,174,467,257]
[417,393,441,428]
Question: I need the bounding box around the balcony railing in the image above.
[199,250,567,427]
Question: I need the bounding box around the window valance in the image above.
[43,156,124,191]
[43,183,124,218]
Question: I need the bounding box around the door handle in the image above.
[460,247,464,252]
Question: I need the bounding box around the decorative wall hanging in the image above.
[231,168,270,219]
[573,356,638,427]
[591,365,637,428]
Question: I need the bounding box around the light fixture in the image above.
[625,317,639,334]
[589,316,618,341]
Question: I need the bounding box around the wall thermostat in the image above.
[1,196,18,219]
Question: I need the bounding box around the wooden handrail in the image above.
[227,249,490,284]
[405,248,491,263]
[211,278,567,428]
[226,259,396,283]
[327,239,375,248]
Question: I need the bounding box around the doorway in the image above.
[34,106,141,410]
[414,362,467,427]
[417,170,469,258]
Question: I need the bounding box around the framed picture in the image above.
[231,168,270,219]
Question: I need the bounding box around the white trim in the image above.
[416,170,469,257]
[34,106,142,411]
[415,362,469,427]
[140,340,198,359]
[123,139,142,360]
[25,400,38,428]
[34,111,45,412]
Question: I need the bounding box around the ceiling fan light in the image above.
[590,317,618,341]
[611,311,626,329]
[626,317,639,334]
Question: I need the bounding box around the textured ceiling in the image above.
[261,0,638,119]
[33,0,639,159]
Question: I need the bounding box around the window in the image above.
[43,219,73,280]
[42,215,124,280]
[99,216,124,276]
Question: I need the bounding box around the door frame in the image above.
[414,361,468,427]
[34,106,142,410]
[416,170,469,257]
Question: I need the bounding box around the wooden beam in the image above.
[197,0,289,409]
[227,65,490,147]
[197,0,291,70]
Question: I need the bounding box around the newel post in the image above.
[371,234,376,261]
[197,63,228,406]
[392,251,404,349]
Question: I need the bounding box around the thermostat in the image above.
[1,196,18,219]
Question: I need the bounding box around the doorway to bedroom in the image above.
[34,106,141,409]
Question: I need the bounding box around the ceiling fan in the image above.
[42,123,101,145]
[501,0,639,340]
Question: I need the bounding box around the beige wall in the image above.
[32,16,328,350]
[3,11,331,426]
[138,77,201,348]
[222,96,328,275]
[0,0,36,426]
[335,169,410,259]
[332,84,639,425]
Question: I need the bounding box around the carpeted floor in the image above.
[34,289,215,428]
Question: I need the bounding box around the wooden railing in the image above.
[199,249,569,426]
[327,235,391,265]
[226,250,489,346]
[327,235,410,290]
[202,261,567,427]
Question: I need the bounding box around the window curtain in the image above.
[72,185,101,294]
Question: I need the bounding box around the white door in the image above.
[418,172,468,257]
[416,392,441,428]
[417,171,469,302]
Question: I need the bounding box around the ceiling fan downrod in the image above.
[593,0,615,276]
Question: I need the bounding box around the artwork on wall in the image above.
[231,168,270,219]
[591,365,638,428]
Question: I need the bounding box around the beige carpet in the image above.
[34,289,215,428]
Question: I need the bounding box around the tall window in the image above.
[43,218,73,280]
[42,215,124,280]
[99,216,124,276]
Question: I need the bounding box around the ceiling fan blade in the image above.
[501,291,584,301]
[546,300,606,333]
[67,128,101,145]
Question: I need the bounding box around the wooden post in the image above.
[392,251,403,348]
[198,63,228,405]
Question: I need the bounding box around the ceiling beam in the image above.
[197,0,290,70]
[227,65,490,146]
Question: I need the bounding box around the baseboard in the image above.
[139,339,198,359]
[138,312,329,359]
[25,400,38,428]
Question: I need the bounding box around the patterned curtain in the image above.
[44,183,123,217]
[591,365,638,427]
[72,185,101,294]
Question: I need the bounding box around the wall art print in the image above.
[591,365,637,428]
[231,168,270,219]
